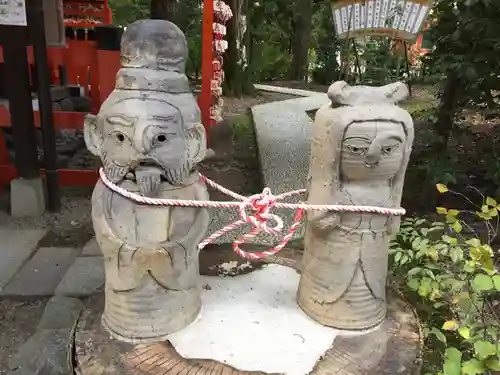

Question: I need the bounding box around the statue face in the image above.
[87,97,204,196]
[340,121,406,182]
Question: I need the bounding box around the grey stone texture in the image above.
[0,228,47,289]
[251,90,330,242]
[8,328,74,375]
[8,296,83,375]
[254,84,323,97]
[82,237,101,256]
[55,256,105,297]
[37,296,84,330]
[2,247,80,297]
[10,178,46,218]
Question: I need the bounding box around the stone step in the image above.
[1,247,81,297]
[0,229,47,290]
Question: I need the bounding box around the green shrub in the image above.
[390,183,500,374]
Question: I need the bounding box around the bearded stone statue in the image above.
[84,19,209,343]
[297,81,414,331]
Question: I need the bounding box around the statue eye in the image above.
[110,131,128,144]
[346,145,368,155]
[382,145,399,155]
[154,134,169,145]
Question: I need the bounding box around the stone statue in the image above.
[297,81,414,330]
[83,20,209,342]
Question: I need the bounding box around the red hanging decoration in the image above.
[209,0,232,125]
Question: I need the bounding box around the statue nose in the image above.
[132,135,149,154]
[365,148,381,166]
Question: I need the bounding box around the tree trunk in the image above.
[150,0,176,21]
[435,73,460,142]
[224,0,254,96]
[290,0,313,81]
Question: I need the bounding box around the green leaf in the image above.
[442,320,458,331]
[447,209,460,217]
[443,347,462,375]
[493,275,500,291]
[474,340,497,360]
[450,247,463,263]
[418,278,433,297]
[436,183,449,193]
[407,267,422,276]
[458,327,471,339]
[465,238,481,247]
[407,278,420,291]
[482,205,490,213]
[485,358,500,371]
[437,207,448,215]
[442,235,457,245]
[486,197,497,206]
[451,221,463,233]
[428,327,447,344]
[461,359,485,375]
[476,211,492,220]
[472,274,494,292]
[463,262,476,273]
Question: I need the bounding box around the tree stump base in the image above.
[75,274,421,375]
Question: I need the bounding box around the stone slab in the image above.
[37,296,84,330]
[203,92,330,246]
[10,177,46,217]
[251,93,331,240]
[0,228,47,290]
[55,256,105,297]
[254,84,323,97]
[82,237,102,256]
[169,265,337,375]
[8,328,73,375]
[2,247,80,297]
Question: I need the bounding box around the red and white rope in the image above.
[98,168,405,260]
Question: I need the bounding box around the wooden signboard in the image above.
[331,0,434,40]
[0,0,27,26]
[42,0,65,47]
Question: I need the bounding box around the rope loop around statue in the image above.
[98,168,405,260]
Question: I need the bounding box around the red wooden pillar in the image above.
[199,0,213,142]
[103,0,113,24]
[97,50,121,105]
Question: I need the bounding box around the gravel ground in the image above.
[0,299,50,374]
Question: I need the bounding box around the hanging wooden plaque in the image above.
[331,0,434,40]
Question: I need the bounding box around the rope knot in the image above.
[240,188,282,234]
[250,188,276,216]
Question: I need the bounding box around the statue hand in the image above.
[308,212,339,236]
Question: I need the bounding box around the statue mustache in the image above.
[102,152,193,192]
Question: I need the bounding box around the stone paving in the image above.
[0,227,103,374]
[0,234,103,299]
